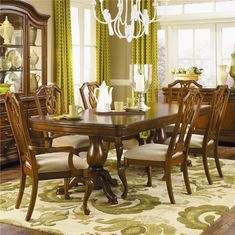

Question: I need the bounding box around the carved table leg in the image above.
[114,137,123,169]
[87,136,118,204]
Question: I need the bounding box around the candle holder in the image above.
[129,64,152,111]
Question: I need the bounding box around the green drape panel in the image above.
[96,0,111,85]
[54,0,74,112]
[131,0,158,103]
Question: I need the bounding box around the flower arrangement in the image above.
[171,66,203,75]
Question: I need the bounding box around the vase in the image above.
[217,65,228,85]
[229,45,235,88]
[0,16,14,44]
[30,50,39,69]
[29,27,37,45]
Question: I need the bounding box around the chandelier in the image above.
[91,0,168,43]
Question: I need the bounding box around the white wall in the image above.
[25,0,54,83]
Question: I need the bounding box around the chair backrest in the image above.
[79,81,99,109]
[204,85,230,144]
[34,83,65,116]
[167,80,202,104]
[4,92,32,164]
[167,89,203,159]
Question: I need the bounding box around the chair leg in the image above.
[146,166,152,187]
[81,177,93,215]
[25,178,38,221]
[214,144,223,178]
[15,172,26,209]
[118,166,128,199]
[64,178,70,200]
[202,150,213,185]
[181,159,192,194]
[165,167,175,204]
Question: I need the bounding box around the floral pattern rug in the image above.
[1,151,235,235]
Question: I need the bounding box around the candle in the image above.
[134,74,145,92]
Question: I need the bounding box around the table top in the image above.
[30,103,209,138]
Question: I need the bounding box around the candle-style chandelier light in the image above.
[91,0,169,42]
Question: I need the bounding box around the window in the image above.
[158,1,235,89]
[71,1,96,105]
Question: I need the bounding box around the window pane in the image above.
[84,9,92,45]
[71,7,79,44]
[222,27,235,59]
[84,47,96,82]
[195,60,212,87]
[164,5,183,15]
[72,46,80,85]
[178,29,193,58]
[184,3,213,14]
[195,28,210,58]
[216,1,235,12]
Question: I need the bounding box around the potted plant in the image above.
[171,66,203,81]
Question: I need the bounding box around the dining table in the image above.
[29,102,210,204]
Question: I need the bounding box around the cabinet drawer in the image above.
[0,127,13,140]
[0,115,10,126]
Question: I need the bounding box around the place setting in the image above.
[48,104,83,121]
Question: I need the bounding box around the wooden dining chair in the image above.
[79,81,144,168]
[166,79,203,104]
[34,83,90,154]
[118,89,203,204]
[151,80,203,144]
[79,81,99,109]
[187,85,230,185]
[4,92,93,221]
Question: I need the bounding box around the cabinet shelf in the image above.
[0,44,23,49]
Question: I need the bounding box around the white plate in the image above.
[6,49,22,69]
[4,72,21,92]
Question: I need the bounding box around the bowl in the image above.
[0,83,12,95]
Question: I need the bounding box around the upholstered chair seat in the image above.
[32,152,89,173]
[124,143,183,162]
[165,134,214,148]
[52,135,90,149]
[189,134,214,148]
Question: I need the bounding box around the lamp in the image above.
[129,64,152,111]
[91,0,168,42]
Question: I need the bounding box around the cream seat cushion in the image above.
[124,143,183,162]
[34,152,89,173]
[164,134,214,148]
[52,135,89,149]
[189,134,214,148]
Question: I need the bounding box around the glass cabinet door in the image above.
[0,13,24,93]
[29,25,42,93]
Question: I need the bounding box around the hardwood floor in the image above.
[0,146,234,235]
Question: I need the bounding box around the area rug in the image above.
[1,151,235,235]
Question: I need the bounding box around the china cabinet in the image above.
[0,0,50,166]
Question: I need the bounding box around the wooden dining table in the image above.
[30,103,210,204]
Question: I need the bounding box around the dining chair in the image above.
[4,92,93,221]
[118,89,203,204]
[34,84,90,154]
[187,85,230,185]
[166,79,203,104]
[79,81,144,168]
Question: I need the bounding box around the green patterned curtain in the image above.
[132,0,158,103]
[54,0,74,112]
[96,0,111,85]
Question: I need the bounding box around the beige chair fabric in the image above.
[34,152,89,173]
[52,135,90,149]
[124,143,183,162]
